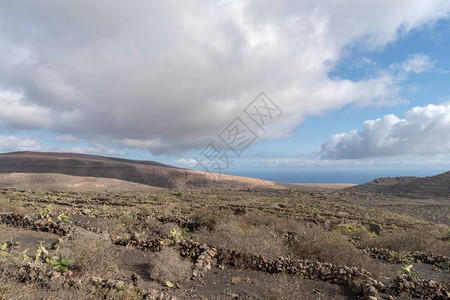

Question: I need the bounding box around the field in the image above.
[0,186,448,299]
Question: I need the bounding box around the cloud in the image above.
[319,104,450,159]
[390,53,435,74]
[0,1,449,154]
[0,136,45,152]
[0,135,126,156]
[173,158,198,168]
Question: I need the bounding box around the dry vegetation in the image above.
[0,187,448,299]
[61,230,119,277]
[364,228,450,256]
[148,247,193,284]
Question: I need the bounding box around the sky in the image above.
[1,1,450,183]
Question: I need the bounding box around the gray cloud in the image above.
[0,1,449,154]
[319,104,450,159]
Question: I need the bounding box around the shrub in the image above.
[289,224,380,274]
[148,247,192,284]
[191,208,234,231]
[62,230,118,276]
[195,209,382,272]
[365,228,450,256]
[197,212,288,260]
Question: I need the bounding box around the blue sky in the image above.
[1,1,450,183]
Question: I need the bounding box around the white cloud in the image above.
[319,104,450,159]
[0,135,126,157]
[390,53,435,74]
[0,1,449,154]
[173,158,198,168]
[0,136,45,152]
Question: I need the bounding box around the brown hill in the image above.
[0,152,282,190]
[0,173,161,192]
[347,171,450,198]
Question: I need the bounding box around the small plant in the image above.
[57,214,72,224]
[48,252,72,272]
[165,281,175,288]
[389,253,411,264]
[181,227,189,237]
[35,241,48,262]
[83,208,99,217]
[36,205,53,219]
[9,237,19,246]
[397,264,418,280]
[0,243,7,257]
[0,238,19,256]
[0,284,12,300]
[18,250,30,262]
[119,210,135,228]
[165,228,181,245]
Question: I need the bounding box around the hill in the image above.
[0,151,282,190]
[0,172,161,192]
[347,171,450,198]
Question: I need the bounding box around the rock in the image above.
[404,280,414,289]
[130,273,141,286]
[367,286,378,295]
[231,276,241,285]
[91,276,102,284]
[115,280,125,289]
[429,280,437,288]
[50,272,61,281]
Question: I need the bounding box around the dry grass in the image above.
[193,209,381,274]
[195,210,288,259]
[148,247,192,284]
[1,186,446,298]
[288,225,377,272]
[1,251,143,300]
[365,228,450,256]
[61,230,119,277]
[0,196,34,215]
[0,274,143,300]
[191,208,234,231]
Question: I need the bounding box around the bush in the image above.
[288,224,380,274]
[194,209,381,273]
[193,209,300,259]
[148,247,192,284]
[62,230,118,276]
[191,208,234,231]
[201,219,287,260]
[365,228,449,256]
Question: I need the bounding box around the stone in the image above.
[115,280,125,289]
[91,276,102,284]
[231,276,241,285]
[367,286,378,295]
[428,280,437,288]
